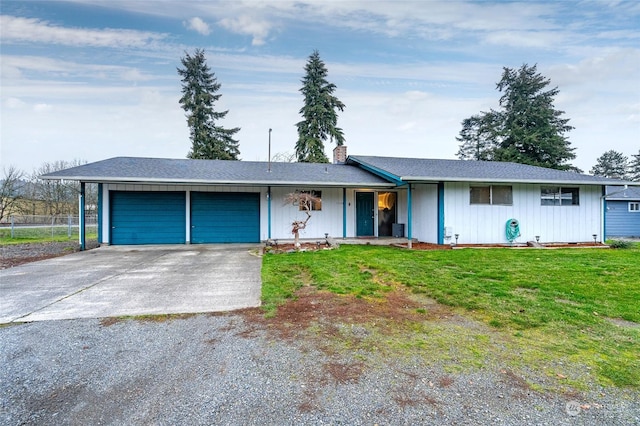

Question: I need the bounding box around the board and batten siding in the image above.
[269,187,346,240]
[410,184,438,243]
[269,187,409,240]
[443,183,602,244]
[100,184,267,244]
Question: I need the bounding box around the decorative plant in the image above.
[284,191,320,249]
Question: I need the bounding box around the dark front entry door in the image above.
[356,192,375,236]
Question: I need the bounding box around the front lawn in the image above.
[262,245,640,390]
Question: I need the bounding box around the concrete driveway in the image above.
[0,245,262,323]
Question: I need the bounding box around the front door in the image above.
[356,192,375,236]
[378,192,397,237]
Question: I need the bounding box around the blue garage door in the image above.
[191,192,260,243]
[110,191,186,245]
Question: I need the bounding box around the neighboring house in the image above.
[42,147,635,246]
[605,186,640,238]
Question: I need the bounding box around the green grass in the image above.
[262,245,640,389]
[0,227,97,245]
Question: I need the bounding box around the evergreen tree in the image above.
[628,149,640,181]
[178,49,240,160]
[295,50,345,163]
[457,64,576,170]
[590,150,629,179]
[456,112,501,160]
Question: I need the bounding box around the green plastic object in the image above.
[506,218,520,243]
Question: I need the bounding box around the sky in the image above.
[1,0,639,175]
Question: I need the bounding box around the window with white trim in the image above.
[629,202,640,212]
[541,186,579,206]
[470,185,513,205]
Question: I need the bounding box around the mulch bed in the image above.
[263,242,335,254]
[397,242,607,250]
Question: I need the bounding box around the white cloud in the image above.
[217,15,272,46]
[33,103,53,113]
[2,55,155,83]
[483,30,567,49]
[0,15,168,48]
[184,17,210,35]
[5,97,26,109]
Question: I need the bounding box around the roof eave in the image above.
[401,176,625,186]
[347,157,405,185]
[40,175,394,188]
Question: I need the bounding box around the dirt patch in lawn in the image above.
[242,285,459,340]
[605,317,640,329]
[237,285,484,371]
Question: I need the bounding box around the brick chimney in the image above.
[333,145,347,164]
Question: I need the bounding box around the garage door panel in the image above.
[111,192,186,245]
[191,192,260,243]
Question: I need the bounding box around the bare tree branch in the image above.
[0,165,25,222]
[283,191,321,248]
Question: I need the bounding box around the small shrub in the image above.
[607,240,633,249]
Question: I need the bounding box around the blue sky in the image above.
[1,0,639,174]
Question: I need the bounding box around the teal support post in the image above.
[437,182,445,245]
[342,188,347,238]
[80,182,86,251]
[267,186,272,239]
[97,183,103,244]
[407,184,412,242]
[602,186,607,242]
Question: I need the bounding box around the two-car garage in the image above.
[109,191,260,245]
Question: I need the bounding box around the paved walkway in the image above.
[0,245,262,323]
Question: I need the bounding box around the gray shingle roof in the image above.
[40,157,394,188]
[606,185,640,200]
[348,155,634,186]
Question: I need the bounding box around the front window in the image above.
[541,187,579,206]
[630,202,640,212]
[470,185,512,205]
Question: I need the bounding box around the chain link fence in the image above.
[0,214,98,243]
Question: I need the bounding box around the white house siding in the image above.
[268,186,346,240]
[101,184,266,244]
[268,187,411,240]
[443,183,602,244]
[100,184,409,243]
[410,184,438,243]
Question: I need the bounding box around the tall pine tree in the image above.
[590,150,629,179]
[628,149,640,182]
[178,49,240,160]
[455,112,501,160]
[295,50,345,163]
[457,64,576,170]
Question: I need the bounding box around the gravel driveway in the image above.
[2,313,638,425]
